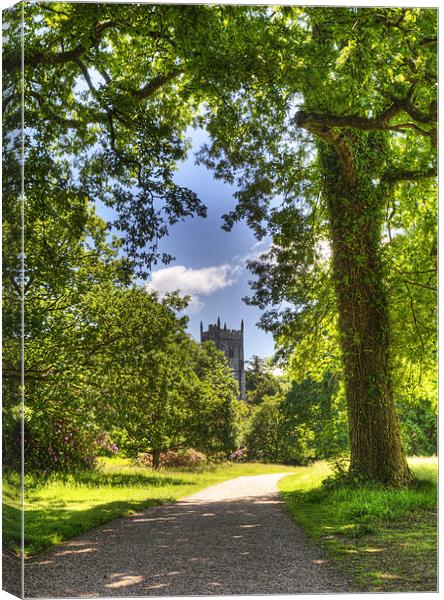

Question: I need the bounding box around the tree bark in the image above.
[318,132,412,486]
[152,449,161,469]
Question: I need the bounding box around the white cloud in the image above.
[146,263,241,312]
[234,240,269,265]
[146,240,271,313]
[148,264,241,295]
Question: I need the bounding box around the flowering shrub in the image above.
[23,415,114,473]
[134,448,207,468]
[94,432,119,456]
[228,446,248,462]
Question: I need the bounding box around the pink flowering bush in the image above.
[24,416,107,473]
[94,432,119,456]
[228,446,248,462]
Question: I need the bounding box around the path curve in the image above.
[25,473,348,597]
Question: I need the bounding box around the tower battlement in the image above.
[200,317,246,400]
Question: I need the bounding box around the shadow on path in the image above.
[25,475,349,597]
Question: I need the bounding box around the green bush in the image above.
[244,396,315,464]
[399,398,437,456]
[134,448,207,468]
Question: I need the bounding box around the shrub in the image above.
[228,447,248,462]
[134,448,207,468]
[163,448,207,467]
[244,397,315,465]
[94,432,119,457]
[399,398,437,456]
[24,415,98,473]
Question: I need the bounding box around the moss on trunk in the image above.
[319,131,412,486]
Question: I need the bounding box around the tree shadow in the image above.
[41,470,190,489]
[23,496,180,556]
[3,468,198,556]
[25,494,348,597]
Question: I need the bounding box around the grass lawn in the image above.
[3,459,294,556]
[278,456,437,592]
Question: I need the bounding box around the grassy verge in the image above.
[278,456,437,592]
[3,459,294,556]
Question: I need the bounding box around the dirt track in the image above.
[25,473,349,597]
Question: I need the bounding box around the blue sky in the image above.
[98,127,275,361]
[146,129,275,361]
[77,63,275,361]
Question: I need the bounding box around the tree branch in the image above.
[296,100,437,184]
[130,68,183,100]
[382,166,437,183]
[400,278,436,292]
[296,100,436,136]
[4,20,116,74]
[74,58,97,93]
[295,111,357,185]
[29,90,80,128]
[397,97,437,124]
[295,104,399,133]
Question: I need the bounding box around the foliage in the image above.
[195,6,436,484]
[245,355,284,405]
[3,198,240,472]
[6,2,245,272]
[244,396,315,465]
[282,372,349,459]
[3,196,130,471]
[2,4,437,484]
[185,341,241,455]
[78,285,194,462]
[398,398,437,456]
[134,449,207,469]
[243,369,349,464]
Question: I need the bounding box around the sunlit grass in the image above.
[278,456,437,592]
[3,459,294,556]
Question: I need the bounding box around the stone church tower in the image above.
[200,318,246,400]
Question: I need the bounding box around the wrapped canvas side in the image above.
[2,1,24,598]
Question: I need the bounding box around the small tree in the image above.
[245,396,314,465]
[81,287,196,467]
[245,356,283,406]
[186,341,241,456]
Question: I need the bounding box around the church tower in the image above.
[200,318,246,400]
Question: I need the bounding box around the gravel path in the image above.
[25,473,348,597]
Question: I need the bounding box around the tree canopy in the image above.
[2,3,437,484]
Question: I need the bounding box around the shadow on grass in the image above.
[27,470,191,489]
[2,502,22,550]
[280,481,437,593]
[3,467,199,556]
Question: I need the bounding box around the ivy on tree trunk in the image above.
[318,131,412,486]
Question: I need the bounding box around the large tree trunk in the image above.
[318,132,412,486]
[152,449,161,469]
